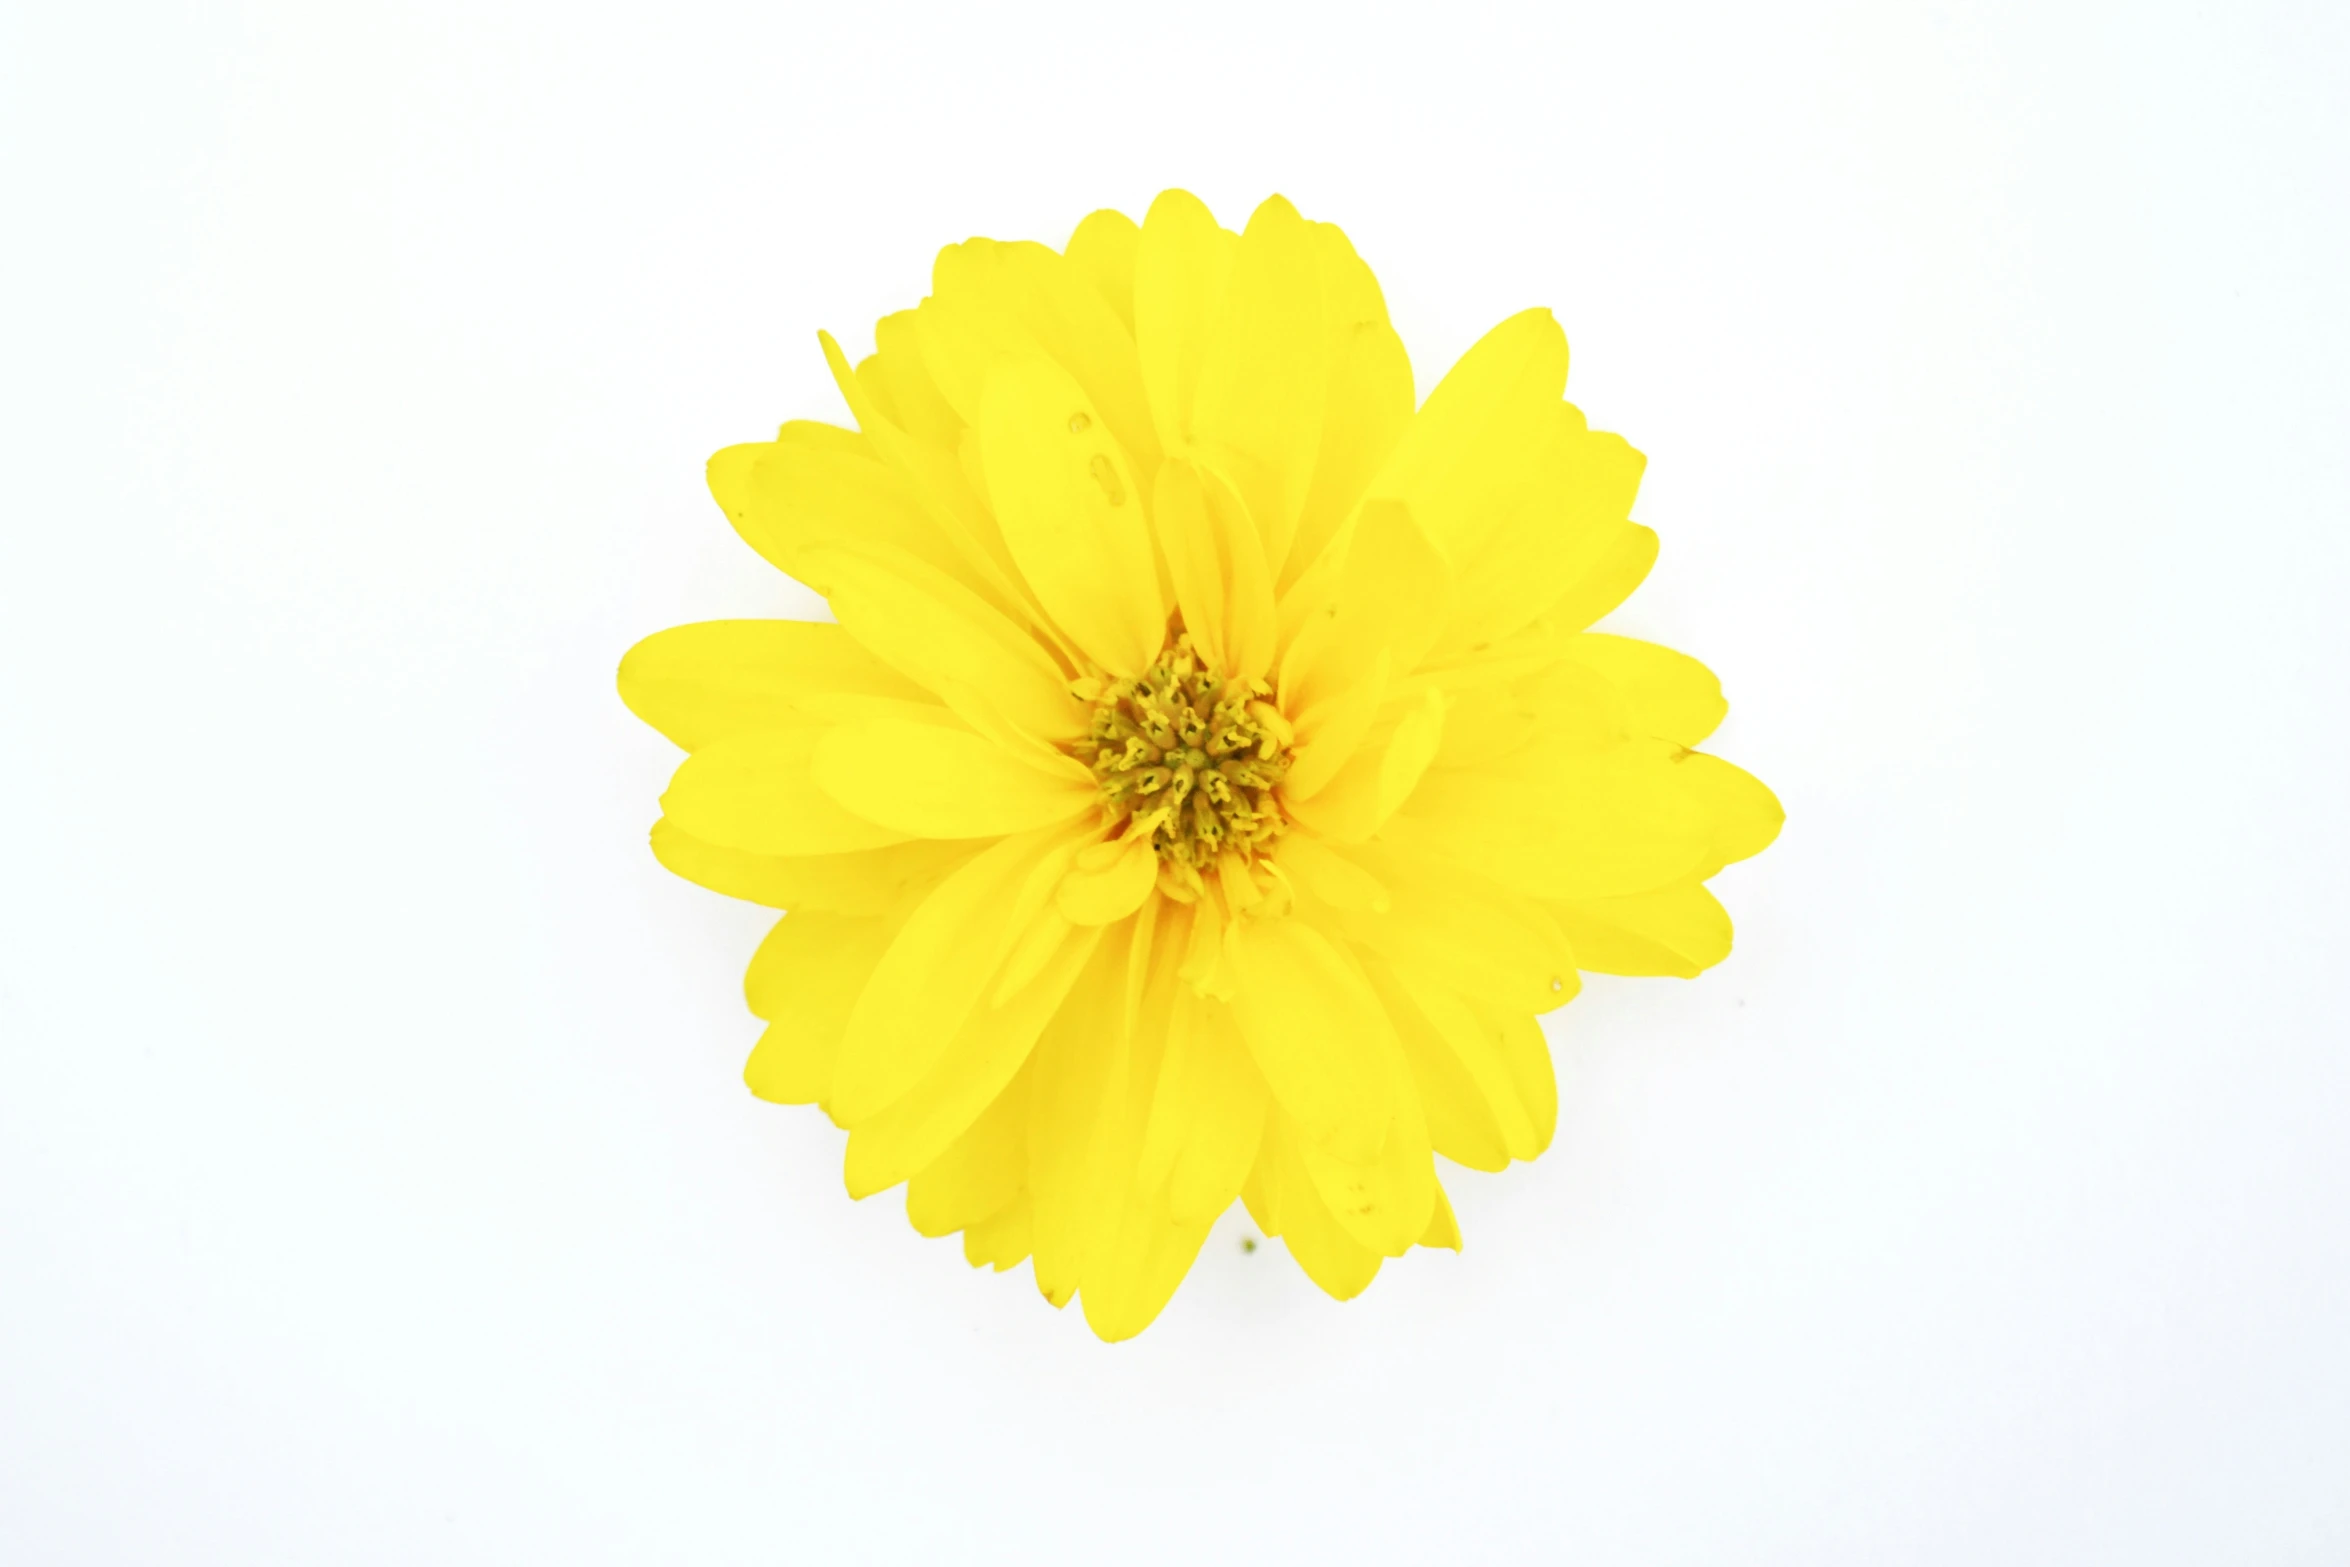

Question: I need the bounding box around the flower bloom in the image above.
[620,191,1781,1339]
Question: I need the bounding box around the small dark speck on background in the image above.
[1241,1236,1258,1254]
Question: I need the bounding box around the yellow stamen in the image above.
[1067,633,1293,889]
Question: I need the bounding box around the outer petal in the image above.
[1296,1013,1436,1258]
[1064,208,1140,334]
[1368,307,1569,556]
[659,728,910,857]
[829,825,1085,1125]
[1264,1116,1384,1300]
[962,1191,1035,1272]
[1283,223,1415,589]
[1077,1183,1217,1342]
[1420,1181,1463,1251]
[742,911,897,1110]
[1428,652,1627,772]
[868,310,963,447]
[1135,987,1269,1223]
[1384,737,1716,900]
[648,820,979,916]
[906,1065,1030,1237]
[619,619,934,752]
[843,919,1104,1199]
[1341,848,1579,1015]
[919,238,1160,484]
[1565,634,1728,747]
[1430,408,1648,662]
[1680,753,1786,873]
[1390,985,1559,1160]
[1279,498,1450,719]
[978,356,1166,676]
[1191,195,1326,568]
[814,719,1096,839]
[816,331,1053,644]
[1225,916,1396,1164]
[1549,882,1735,978]
[1547,523,1659,632]
[1370,961,1512,1171]
[714,424,996,605]
[1026,927,1140,1307]
[1134,189,1237,456]
[809,540,1088,753]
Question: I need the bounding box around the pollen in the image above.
[1069,634,1294,889]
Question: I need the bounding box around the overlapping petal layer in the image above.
[620,191,1781,1340]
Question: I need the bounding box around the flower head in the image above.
[620,190,1782,1340]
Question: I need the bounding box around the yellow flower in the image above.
[619,190,1782,1340]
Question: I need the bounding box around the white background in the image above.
[5,2,2346,1561]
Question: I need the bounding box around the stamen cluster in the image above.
[1070,635,1293,886]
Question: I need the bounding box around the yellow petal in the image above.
[1549,881,1734,978]
[1385,738,1716,899]
[1547,523,1658,632]
[618,619,935,752]
[1225,915,1395,1164]
[1055,832,1158,926]
[648,819,979,916]
[906,1064,1030,1237]
[1283,225,1415,589]
[1565,634,1727,747]
[1268,1115,1384,1300]
[1240,1126,1285,1237]
[1282,685,1446,843]
[1282,648,1388,802]
[1341,848,1577,1015]
[1370,307,1569,554]
[809,540,1087,752]
[1297,1046,1435,1257]
[1134,189,1236,456]
[1078,1178,1214,1341]
[869,310,963,446]
[1280,498,1450,716]
[1274,832,1391,914]
[1678,752,1786,873]
[1152,458,1276,683]
[1135,988,1269,1223]
[921,239,1160,484]
[717,423,989,602]
[829,825,1084,1126]
[1382,970,1546,1163]
[816,331,1048,634]
[1025,929,1137,1305]
[706,437,769,524]
[962,1190,1034,1272]
[1376,687,1448,821]
[813,718,1095,839]
[660,728,911,857]
[1191,195,1325,568]
[1430,411,1648,661]
[742,911,897,1109]
[977,356,1166,676]
[1374,964,1512,1172]
[1426,650,1628,771]
[1063,207,1140,335]
[1497,1009,1558,1155]
[843,918,1104,1199]
[1419,1179,1463,1251]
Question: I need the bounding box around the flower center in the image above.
[1070,634,1293,883]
